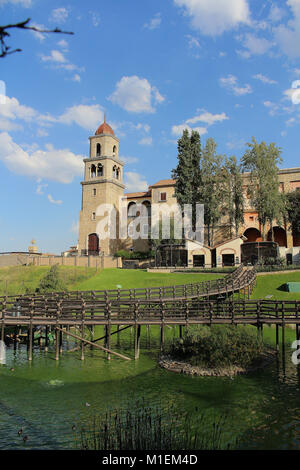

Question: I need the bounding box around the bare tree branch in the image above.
[0,18,74,58]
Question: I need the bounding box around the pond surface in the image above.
[0,325,299,450]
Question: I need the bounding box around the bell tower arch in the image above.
[78,118,125,256]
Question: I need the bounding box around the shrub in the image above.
[165,325,267,369]
[76,400,234,450]
[35,265,66,293]
[114,250,155,260]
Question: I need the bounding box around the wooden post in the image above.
[106,300,112,360]
[276,324,279,351]
[179,325,183,339]
[81,298,86,361]
[59,328,63,354]
[55,299,61,361]
[160,324,164,351]
[28,299,34,361]
[134,324,141,360]
[45,325,49,352]
[160,301,165,351]
[1,297,5,344]
[28,323,33,361]
[275,301,279,351]
[55,328,59,361]
[107,323,111,361]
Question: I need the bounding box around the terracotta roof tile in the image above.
[95,121,115,136]
[149,179,176,188]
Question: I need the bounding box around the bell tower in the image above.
[78,118,125,256]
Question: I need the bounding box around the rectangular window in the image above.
[160,192,167,201]
[93,188,96,196]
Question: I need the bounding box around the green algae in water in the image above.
[0,324,299,450]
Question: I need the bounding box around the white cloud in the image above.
[50,8,69,24]
[274,0,300,58]
[72,74,81,82]
[186,34,201,48]
[41,50,67,63]
[125,172,148,192]
[252,74,277,85]
[269,5,286,23]
[171,124,207,137]
[71,221,79,234]
[219,74,252,96]
[120,156,139,164]
[138,136,153,146]
[186,111,229,125]
[48,194,63,205]
[57,39,69,51]
[90,11,100,27]
[0,132,83,184]
[109,76,165,113]
[237,33,274,58]
[36,128,49,137]
[144,13,162,30]
[174,0,250,36]
[59,104,104,131]
[0,95,37,131]
[30,22,47,42]
[36,182,48,195]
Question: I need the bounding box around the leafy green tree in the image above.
[36,265,66,293]
[286,190,300,239]
[199,138,224,246]
[172,129,202,232]
[242,137,283,241]
[221,156,244,238]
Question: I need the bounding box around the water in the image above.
[0,325,299,450]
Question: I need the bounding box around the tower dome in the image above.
[95,117,115,136]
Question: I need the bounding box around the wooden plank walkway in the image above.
[1,265,300,360]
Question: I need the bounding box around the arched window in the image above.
[128,202,137,217]
[113,165,117,178]
[116,167,120,180]
[97,163,103,177]
[142,200,151,217]
[113,145,117,157]
[96,143,101,157]
[91,164,96,178]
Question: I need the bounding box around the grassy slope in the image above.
[0,265,299,300]
[251,271,300,300]
[70,268,225,291]
[0,266,97,295]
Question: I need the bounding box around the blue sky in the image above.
[0,0,300,253]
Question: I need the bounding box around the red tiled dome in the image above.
[95,121,115,136]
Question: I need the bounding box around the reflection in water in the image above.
[0,325,299,450]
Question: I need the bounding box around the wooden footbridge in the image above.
[1,265,299,361]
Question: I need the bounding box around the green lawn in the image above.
[1,265,300,301]
[251,271,300,301]
[70,268,225,292]
[0,265,97,296]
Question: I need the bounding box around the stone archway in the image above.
[243,228,262,242]
[267,227,287,247]
[88,233,99,255]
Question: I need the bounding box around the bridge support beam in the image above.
[134,325,141,360]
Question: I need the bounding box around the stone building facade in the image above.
[78,121,300,266]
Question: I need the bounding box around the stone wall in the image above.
[0,254,122,269]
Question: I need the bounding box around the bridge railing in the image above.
[0,265,251,311]
[2,295,299,324]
